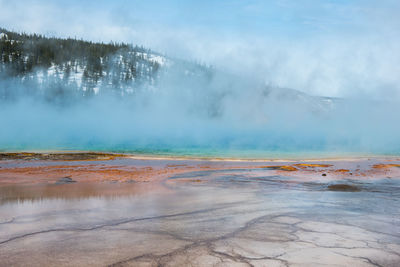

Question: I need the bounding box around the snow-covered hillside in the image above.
[0,28,175,96]
[0,28,338,116]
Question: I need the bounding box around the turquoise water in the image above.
[1,144,393,160]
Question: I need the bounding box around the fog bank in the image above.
[1,68,400,157]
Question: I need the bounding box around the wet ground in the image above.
[0,155,400,266]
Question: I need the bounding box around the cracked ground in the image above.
[0,158,400,266]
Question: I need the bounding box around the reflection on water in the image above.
[0,182,165,204]
[1,170,400,266]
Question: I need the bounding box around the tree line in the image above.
[0,28,161,100]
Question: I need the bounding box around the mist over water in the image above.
[1,65,400,158]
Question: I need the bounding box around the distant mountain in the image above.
[262,85,340,114]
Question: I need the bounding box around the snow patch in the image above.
[149,54,167,66]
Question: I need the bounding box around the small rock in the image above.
[55,177,77,185]
[322,173,327,176]
[327,184,361,192]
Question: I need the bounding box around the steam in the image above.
[1,64,400,157]
[1,1,400,99]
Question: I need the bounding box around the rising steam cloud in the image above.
[1,63,400,158]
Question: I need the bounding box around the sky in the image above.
[1,0,400,98]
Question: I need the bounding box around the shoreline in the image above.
[1,151,399,189]
[1,150,398,162]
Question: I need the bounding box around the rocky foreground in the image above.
[0,153,399,266]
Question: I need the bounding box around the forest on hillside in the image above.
[0,28,198,102]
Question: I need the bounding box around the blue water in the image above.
[0,144,393,160]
